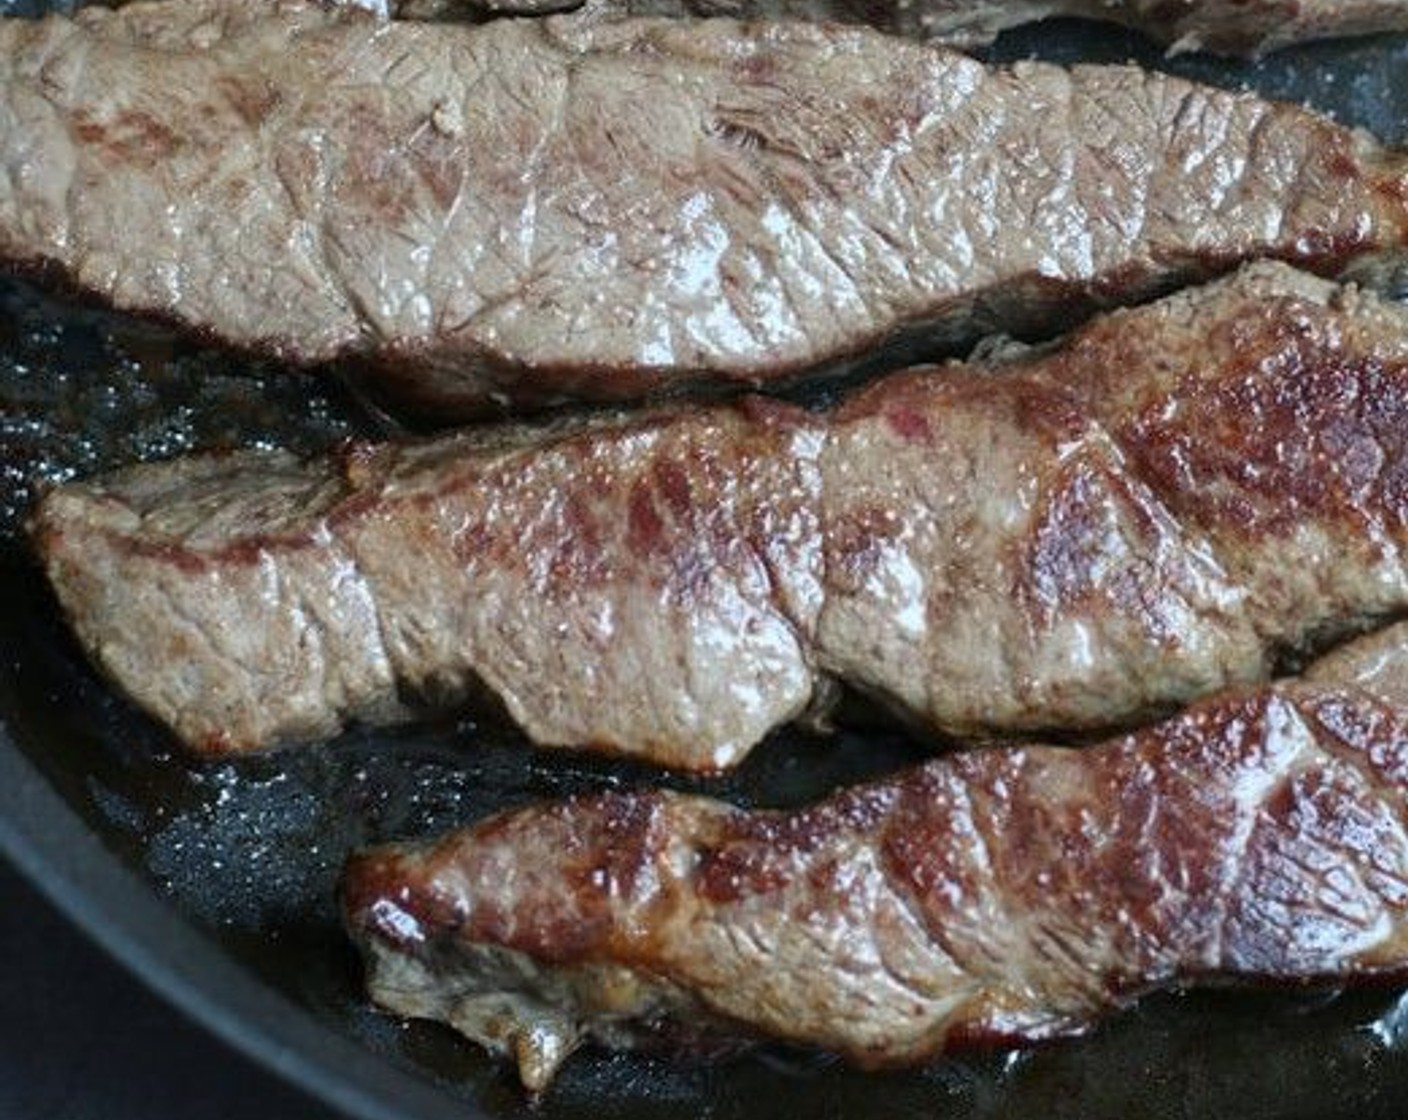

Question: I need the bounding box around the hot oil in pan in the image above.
[3,10,1408,1120]
[5,299,1408,1120]
[11,550,1408,1120]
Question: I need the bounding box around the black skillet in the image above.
[2,5,1408,1118]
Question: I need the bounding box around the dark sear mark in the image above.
[342,621,1408,1091]
[27,262,1408,769]
[3,8,1408,1120]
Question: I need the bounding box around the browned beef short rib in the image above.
[3,2,1408,416]
[30,263,1408,766]
[396,0,1408,58]
[342,620,1408,1091]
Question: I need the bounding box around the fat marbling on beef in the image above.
[29,262,1408,766]
[342,620,1408,1090]
[2,0,1408,414]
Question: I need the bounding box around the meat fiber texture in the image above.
[343,620,1408,1090]
[1,1,1407,414]
[397,0,1408,58]
[914,0,1408,54]
[29,262,1408,767]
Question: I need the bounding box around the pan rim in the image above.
[0,718,484,1120]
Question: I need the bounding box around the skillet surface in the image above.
[2,5,1408,1118]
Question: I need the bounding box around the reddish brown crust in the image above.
[31,263,1408,762]
[344,667,1408,1070]
[344,845,470,950]
[1019,458,1172,630]
[694,789,894,904]
[72,108,182,164]
[1111,314,1408,537]
[106,295,1408,578]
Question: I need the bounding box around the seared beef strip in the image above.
[925,0,1408,53]
[395,0,1408,58]
[3,1,1408,415]
[30,263,1408,766]
[342,620,1408,1091]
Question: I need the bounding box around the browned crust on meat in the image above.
[398,0,1408,59]
[28,262,1408,765]
[341,623,1408,1085]
[2,3,1406,415]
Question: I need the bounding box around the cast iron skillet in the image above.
[3,6,1408,1118]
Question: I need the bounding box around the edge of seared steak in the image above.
[29,261,1408,767]
[2,2,1407,414]
[397,0,1408,58]
[30,263,1408,772]
[342,620,1408,1090]
[836,0,1408,56]
[943,0,1408,55]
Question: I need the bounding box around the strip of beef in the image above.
[3,3,1408,416]
[922,0,1408,53]
[29,262,1408,766]
[341,620,1408,1091]
[395,0,1408,58]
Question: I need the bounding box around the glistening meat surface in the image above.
[396,0,1408,58]
[30,263,1408,766]
[342,620,1408,1091]
[3,1,1408,414]
[915,0,1408,53]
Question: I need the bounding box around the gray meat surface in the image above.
[29,262,1408,766]
[922,0,1408,53]
[3,1,1408,415]
[397,0,1408,57]
[342,620,1408,1089]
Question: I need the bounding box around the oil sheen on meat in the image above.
[395,0,1408,58]
[2,1,1408,413]
[342,620,1408,1090]
[28,263,1408,766]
